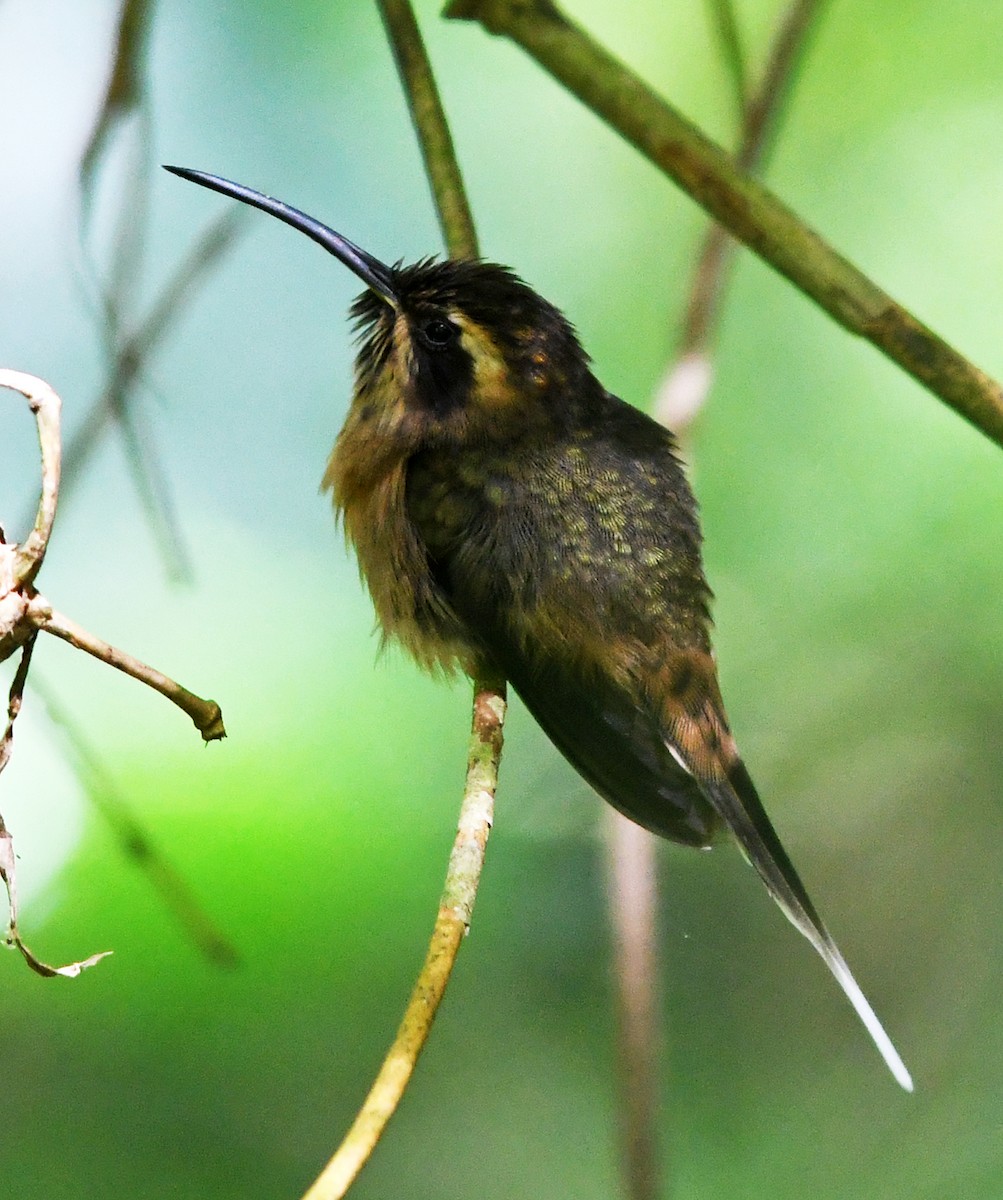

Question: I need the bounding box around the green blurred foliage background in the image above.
[2,1,1002,1196]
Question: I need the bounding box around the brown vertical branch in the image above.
[606,7,829,1195]
[299,4,505,1198]
[605,808,663,1200]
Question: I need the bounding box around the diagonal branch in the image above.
[55,208,247,558]
[39,605,225,742]
[35,682,239,966]
[446,0,1003,450]
[79,0,155,218]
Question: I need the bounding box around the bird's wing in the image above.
[500,643,720,847]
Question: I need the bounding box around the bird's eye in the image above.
[419,317,457,349]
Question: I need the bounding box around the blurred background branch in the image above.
[5,0,242,973]
[446,0,1003,450]
[59,0,248,583]
[660,0,828,426]
[606,5,829,1197]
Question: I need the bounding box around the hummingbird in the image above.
[164,165,912,1091]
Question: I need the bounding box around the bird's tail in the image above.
[704,760,913,1092]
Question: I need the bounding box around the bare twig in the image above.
[0,639,113,975]
[302,680,506,1200]
[0,374,115,977]
[0,635,36,779]
[1,368,225,977]
[298,5,507,1196]
[446,0,1003,450]
[40,607,224,742]
[1,370,62,592]
[2,374,224,747]
[1,806,113,977]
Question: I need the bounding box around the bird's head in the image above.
[163,167,592,447]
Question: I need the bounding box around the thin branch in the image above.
[39,605,225,742]
[299,6,505,1195]
[302,681,506,1200]
[0,807,113,978]
[0,636,36,778]
[79,0,154,215]
[1,367,225,977]
[740,0,827,169]
[705,0,747,118]
[376,0,479,259]
[604,810,663,1200]
[446,0,1003,451]
[51,208,247,570]
[72,0,247,582]
[80,0,156,367]
[659,0,827,426]
[0,639,113,978]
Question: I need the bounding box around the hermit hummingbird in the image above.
[165,165,912,1091]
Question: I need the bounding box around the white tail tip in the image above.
[829,952,914,1092]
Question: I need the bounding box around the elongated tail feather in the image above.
[701,762,913,1092]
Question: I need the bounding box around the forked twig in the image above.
[1,368,225,976]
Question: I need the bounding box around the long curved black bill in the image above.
[163,166,398,307]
